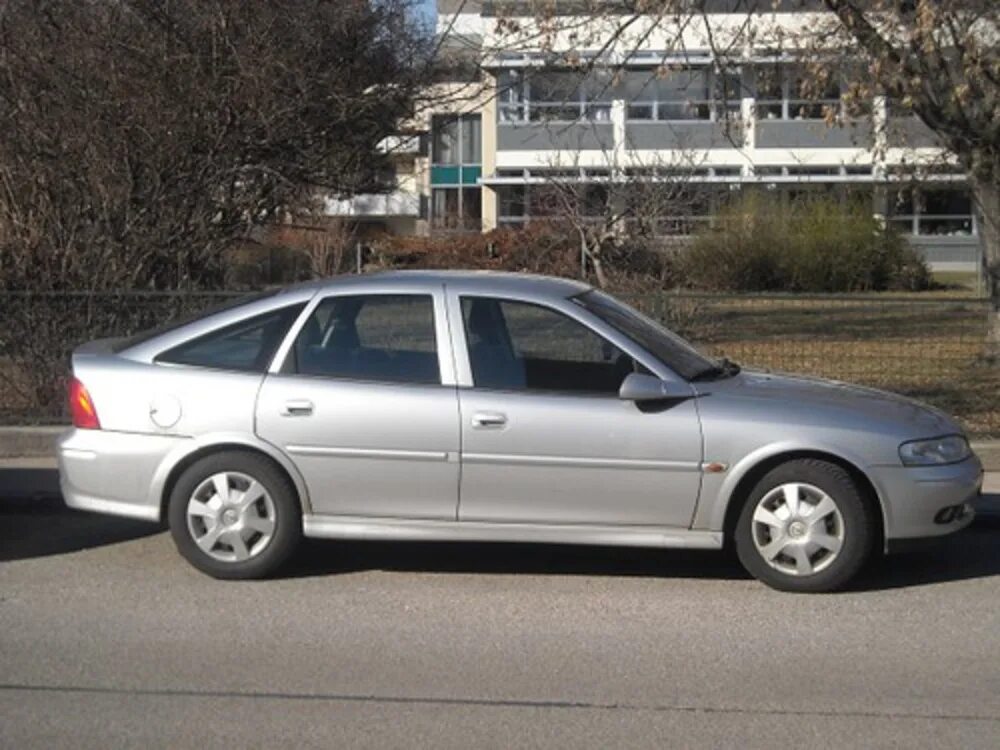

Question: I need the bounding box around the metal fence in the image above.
[1,290,996,437]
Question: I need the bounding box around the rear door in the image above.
[256,287,460,520]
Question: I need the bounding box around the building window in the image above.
[498,70,614,123]
[625,68,741,122]
[432,114,480,166]
[755,65,841,120]
[431,114,482,231]
[432,187,482,231]
[888,188,975,237]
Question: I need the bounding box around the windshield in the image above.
[572,290,719,381]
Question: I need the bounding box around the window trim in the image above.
[273,290,455,387]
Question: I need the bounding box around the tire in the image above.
[168,450,301,580]
[734,459,876,593]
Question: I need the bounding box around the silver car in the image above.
[59,271,983,592]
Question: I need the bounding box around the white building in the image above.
[328,0,980,272]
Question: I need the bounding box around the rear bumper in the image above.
[875,455,983,543]
[58,428,181,522]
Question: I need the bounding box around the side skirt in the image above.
[302,515,724,549]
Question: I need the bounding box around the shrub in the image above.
[678,192,931,292]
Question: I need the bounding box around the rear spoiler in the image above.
[72,337,126,361]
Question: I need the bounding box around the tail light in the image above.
[68,377,101,429]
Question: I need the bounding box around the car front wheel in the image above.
[168,451,301,579]
[735,459,876,593]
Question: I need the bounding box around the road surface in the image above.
[2,495,999,748]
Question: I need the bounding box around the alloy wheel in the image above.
[750,482,845,577]
[185,471,277,563]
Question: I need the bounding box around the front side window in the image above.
[291,294,439,385]
[156,303,305,372]
[461,297,641,395]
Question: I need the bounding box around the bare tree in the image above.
[305,220,358,280]
[813,1,999,294]
[0,0,432,291]
[535,157,707,288]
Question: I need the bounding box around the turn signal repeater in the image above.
[68,377,101,430]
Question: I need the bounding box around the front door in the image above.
[256,291,460,520]
[453,295,703,527]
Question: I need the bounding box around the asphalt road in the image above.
[2,494,999,748]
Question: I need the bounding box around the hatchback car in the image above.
[60,271,983,591]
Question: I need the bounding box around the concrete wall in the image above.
[497,123,614,152]
[755,120,873,149]
[908,236,980,271]
[625,122,742,150]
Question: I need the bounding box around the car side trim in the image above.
[286,445,450,462]
[302,514,724,548]
[462,453,700,472]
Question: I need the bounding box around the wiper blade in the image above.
[691,357,740,382]
[691,365,724,382]
[719,357,741,376]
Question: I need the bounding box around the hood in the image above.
[699,369,961,439]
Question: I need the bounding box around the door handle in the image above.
[472,412,507,428]
[281,399,314,417]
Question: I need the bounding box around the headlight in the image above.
[899,435,971,466]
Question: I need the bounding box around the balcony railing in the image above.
[323,191,420,218]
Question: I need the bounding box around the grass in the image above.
[931,270,981,293]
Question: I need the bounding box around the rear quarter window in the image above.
[155,303,305,373]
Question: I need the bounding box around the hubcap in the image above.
[750,482,845,577]
[186,471,276,563]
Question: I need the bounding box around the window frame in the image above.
[623,67,743,123]
[273,289,455,388]
[430,113,483,230]
[754,64,843,122]
[153,302,307,374]
[454,294,669,398]
[887,186,977,238]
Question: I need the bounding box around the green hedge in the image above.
[677,193,931,292]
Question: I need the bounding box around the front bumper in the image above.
[58,428,181,522]
[874,454,983,543]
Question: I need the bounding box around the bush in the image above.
[678,193,931,292]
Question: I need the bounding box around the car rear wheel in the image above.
[735,459,876,593]
[168,451,301,579]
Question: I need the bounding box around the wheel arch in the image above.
[719,449,887,554]
[149,433,311,522]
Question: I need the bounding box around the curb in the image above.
[971,442,1000,473]
[0,426,64,458]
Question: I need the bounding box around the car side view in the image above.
[59,271,984,592]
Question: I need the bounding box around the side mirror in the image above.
[618,372,691,402]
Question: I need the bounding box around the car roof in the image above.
[117,271,592,363]
[288,270,592,299]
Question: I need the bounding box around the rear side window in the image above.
[291,294,439,385]
[156,303,305,372]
